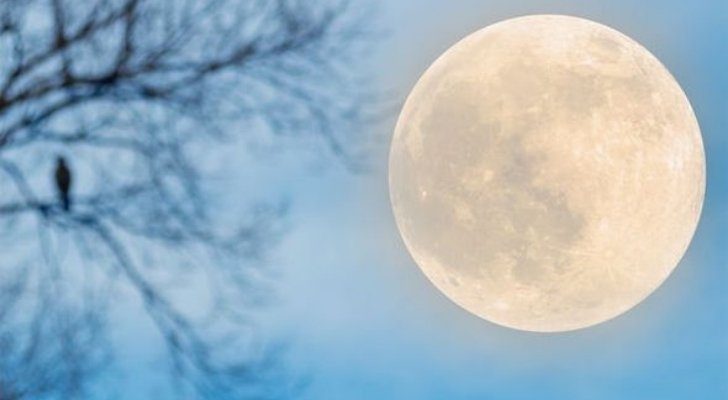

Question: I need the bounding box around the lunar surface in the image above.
[389,15,705,332]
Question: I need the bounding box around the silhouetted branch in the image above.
[0,0,372,398]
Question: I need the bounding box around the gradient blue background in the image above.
[117,0,727,398]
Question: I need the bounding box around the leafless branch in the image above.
[0,0,373,398]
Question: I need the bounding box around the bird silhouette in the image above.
[54,156,72,212]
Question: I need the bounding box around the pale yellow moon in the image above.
[389,15,705,332]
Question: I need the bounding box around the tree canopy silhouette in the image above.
[0,0,371,398]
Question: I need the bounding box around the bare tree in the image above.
[0,0,370,398]
[0,266,109,400]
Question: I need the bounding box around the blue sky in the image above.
[263,1,727,399]
[112,0,727,398]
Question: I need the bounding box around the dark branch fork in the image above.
[0,0,370,397]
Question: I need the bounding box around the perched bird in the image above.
[54,156,72,212]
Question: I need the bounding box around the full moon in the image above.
[389,15,705,332]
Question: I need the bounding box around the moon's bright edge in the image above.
[389,15,705,332]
